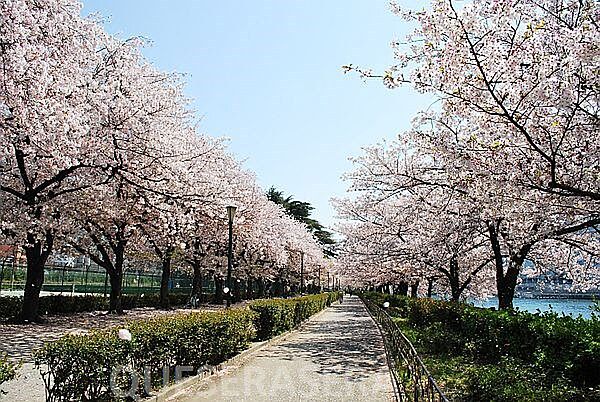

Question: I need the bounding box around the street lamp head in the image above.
[226,205,237,223]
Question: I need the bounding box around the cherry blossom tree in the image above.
[333,136,496,301]
[341,0,599,308]
[0,0,125,321]
[1,0,333,324]
[65,181,145,313]
[414,114,598,308]
[63,29,209,312]
[349,0,599,200]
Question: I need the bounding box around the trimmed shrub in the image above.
[250,299,296,340]
[0,297,22,320]
[35,328,131,400]
[250,292,341,340]
[34,308,256,401]
[34,292,340,400]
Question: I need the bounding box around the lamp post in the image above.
[300,251,304,294]
[226,205,237,308]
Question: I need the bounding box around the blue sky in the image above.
[82,0,432,228]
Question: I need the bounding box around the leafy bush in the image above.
[363,292,600,399]
[464,357,584,402]
[250,299,296,340]
[0,353,18,386]
[34,308,256,401]
[250,292,341,340]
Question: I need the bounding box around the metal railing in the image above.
[363,298,449,402]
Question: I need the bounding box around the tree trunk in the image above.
[214,275,224,304]
[109,240,126,314]
[448,258,462,302]
[108,269,123,314]
[488,220,532,310]
[398,282,409,296]
[20,231,53,323]
[410,282,419,298]
[498,263,521,310]
[273,278,282,297]
[233,278,241,302]
[160,255,172,308]
[246,276,254,300]
[257,278,266,298]
[427,278,435,298]
[190,262,203,304]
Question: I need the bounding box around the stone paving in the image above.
[175,295,396,402]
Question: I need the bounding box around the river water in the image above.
[472,297,597,319]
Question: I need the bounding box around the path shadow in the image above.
[253,297,388,383]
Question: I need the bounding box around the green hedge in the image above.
[34,308,256,401]
[250,292,342,340]
[0,353,18,386]
[0,294,193,319]
[34,292,340,400]
[363,292,600,399]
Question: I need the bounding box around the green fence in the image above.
[0,261,333,299]
[0,262,200,296]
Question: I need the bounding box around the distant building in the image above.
[516,271,599,299]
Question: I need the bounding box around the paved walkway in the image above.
[176,295,395,401]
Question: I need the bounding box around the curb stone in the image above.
[143,303,336,402]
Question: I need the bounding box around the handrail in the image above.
[362,297,449,402]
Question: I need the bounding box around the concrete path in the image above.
[175,295,395,401]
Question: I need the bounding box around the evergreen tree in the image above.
[267,187,336,257]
